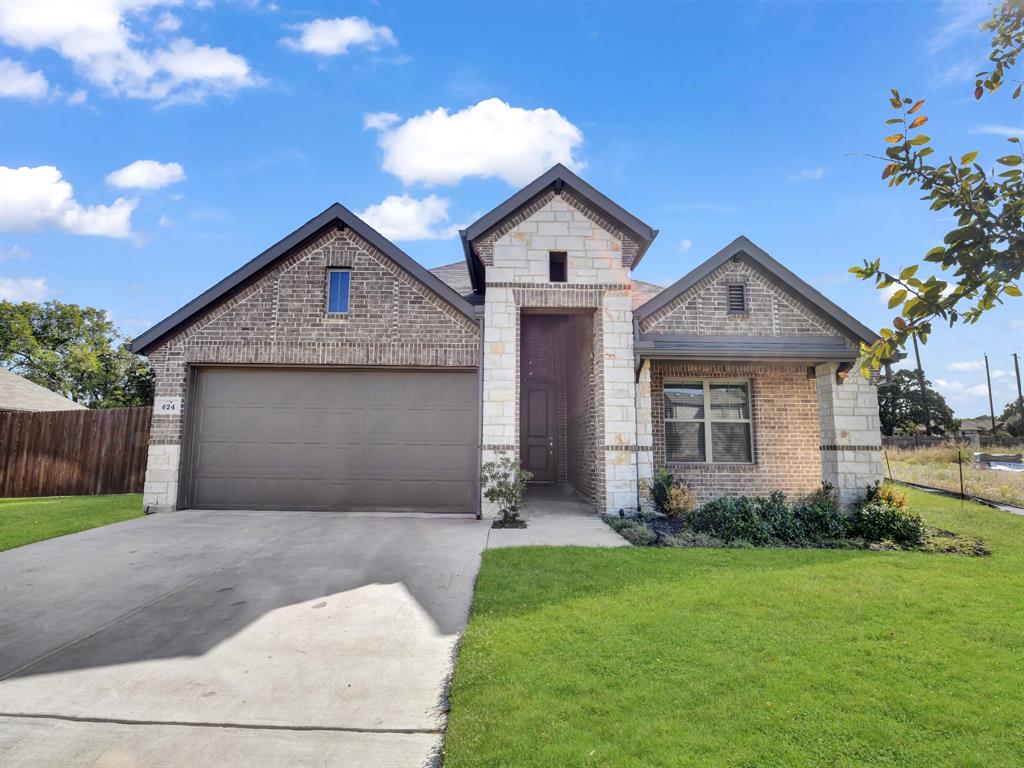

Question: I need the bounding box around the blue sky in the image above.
[1,0,1021,417]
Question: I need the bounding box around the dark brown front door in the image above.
[521,382,556,482]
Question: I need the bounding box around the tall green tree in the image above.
[0,300,154,408]
[851,0,1024,373]
[877,369,959,436]
[998,400,1024,436]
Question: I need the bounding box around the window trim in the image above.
[325,268,351,315]
[663,378,754,465]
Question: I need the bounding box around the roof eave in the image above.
[634,235,880,346]
[130,203,477,355]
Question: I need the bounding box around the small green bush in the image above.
[793,484,848,542]
[604,515,657,546]
[645,469,695,519]
[688,493,782,545]
[849,500,924,545]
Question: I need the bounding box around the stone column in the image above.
[635,359,654,513]
[815,360,884,508]
[601,291,640,514]
[480,288,518,517]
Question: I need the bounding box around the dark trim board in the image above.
[634,236,880,346]
[129,203,477,355]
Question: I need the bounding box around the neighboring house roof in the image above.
[129,203,479,355]
[431,260,663,310]
[959,418,1000,432]
[0,369,86,412]
[460,164,659,292]
[636,235,880,346]
[631,278,665,310]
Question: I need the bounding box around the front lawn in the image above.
[444,489,1023,767]
[0,494,144,551]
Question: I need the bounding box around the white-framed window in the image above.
[326,269,350,314]
[664,379,753,463]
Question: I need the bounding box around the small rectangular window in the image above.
[549,251,567,282]
[664,380,753,463]
[327,269,350,314]
[727,283,747,313]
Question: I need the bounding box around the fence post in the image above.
[957,448,965,500]
[884,450,893,482]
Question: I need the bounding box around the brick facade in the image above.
[137,172,881,517]
[141,226,480,512]
[640,259,851,341]
[650,360,823,503]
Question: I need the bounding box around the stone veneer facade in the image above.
[475,191,642,514]
[142,226,479,512]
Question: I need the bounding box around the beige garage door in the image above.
[185,367,478,513]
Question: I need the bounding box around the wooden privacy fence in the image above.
[0,407,152,498]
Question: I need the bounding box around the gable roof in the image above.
[0,369,87,412]
[635,235,880,345]
[129,203,478,355]
[460,163,659,292]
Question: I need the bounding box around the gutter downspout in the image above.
[475,307,485,519]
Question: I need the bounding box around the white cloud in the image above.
[970,124,1024,137]
[155,12,181,33]
[0,58,49,100]
[0,165,136,239]
[787,167,826,182]
[935,378,990,397]
[878,282,901,305]
[0,276,48,302]
[927,0,990,55]
[0,1,260,105]
[1012,319,1024,331]
[679,239,692,253]
[0,244,32,261]
[947,360,985,372]
[281,17,396,56]
[158,213,173,228]
[106,159,185,190]
[362,111,400,131]
[991,369,1009,379]
[357,194,462,241]
[66,88,88,105]
[364,98,585,187]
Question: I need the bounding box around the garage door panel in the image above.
[188,368,476,513]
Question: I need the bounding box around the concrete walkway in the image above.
[486,485,630,548]
[0,511,490,768]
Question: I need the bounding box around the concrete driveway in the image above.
[0,510,491,768]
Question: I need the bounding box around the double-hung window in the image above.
[664,380,753,463]
[326,269,350,314]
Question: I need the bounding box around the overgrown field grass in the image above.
[443,489,1023,767]
[0,494,144,551]
[885,443,1024,506]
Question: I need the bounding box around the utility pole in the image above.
[984,353,996,433]
[912,334,932,435]
[1014,352,1023,426]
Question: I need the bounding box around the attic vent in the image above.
[726,283,747,313]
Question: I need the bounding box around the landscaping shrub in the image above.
[645,469,695,519]
[863,480,908,510]
[849,500,925,545]
[480,454,532,528]
[688,493,786,545]
[792,483,848,542]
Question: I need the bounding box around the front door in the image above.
[521,382,556,482]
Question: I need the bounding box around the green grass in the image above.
[0,494,144,551]
[444,490,1024,767]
